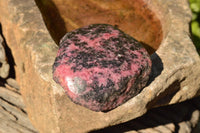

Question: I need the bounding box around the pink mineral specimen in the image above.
[53,24,152,112]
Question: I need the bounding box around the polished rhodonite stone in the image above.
[53,24,152,112]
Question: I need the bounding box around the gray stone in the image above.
[0,35,9,78]
[6,78,20,90]
[0,87,25,109]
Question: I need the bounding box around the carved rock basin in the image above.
[0,0,200,133]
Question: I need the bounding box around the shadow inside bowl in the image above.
[34,0,163,55]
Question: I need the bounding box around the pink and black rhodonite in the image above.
[53,24,152,112]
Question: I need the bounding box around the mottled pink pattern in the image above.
[53,24,152,111]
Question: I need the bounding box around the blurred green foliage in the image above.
[189,0,200,54]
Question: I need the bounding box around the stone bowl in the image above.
[0,0,200,132]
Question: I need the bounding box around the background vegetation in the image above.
[189,0,200,54]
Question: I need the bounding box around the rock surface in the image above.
[89,96,200,133]
[53,24,151,111]
[0,83,38,133]
[0,0,200,133]
[0,35,9,78]
[0,24,199,133]
[0,24,37,133]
